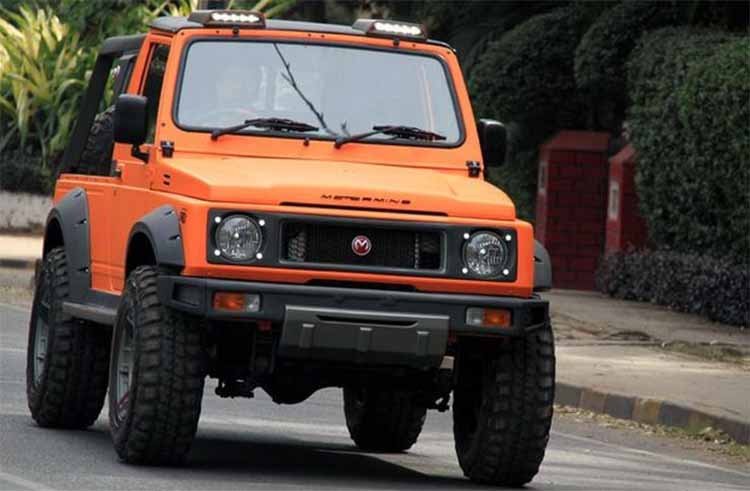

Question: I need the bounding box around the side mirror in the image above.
[114,94,148,161]
[477,119,507,168]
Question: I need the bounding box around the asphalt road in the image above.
[1,303,748,491]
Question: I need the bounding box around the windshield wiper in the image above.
[210,117,319,140]
[334,125,446,148]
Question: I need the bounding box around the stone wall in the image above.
[0,191,52,232]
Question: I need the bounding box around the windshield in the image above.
[175,40,462,145]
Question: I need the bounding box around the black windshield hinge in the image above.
[161,140,175,158]
[466,161,481,178]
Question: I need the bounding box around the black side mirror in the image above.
[114,94,148,161]
[477,119,507,168]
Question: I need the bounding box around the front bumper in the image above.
[157,276,549,368]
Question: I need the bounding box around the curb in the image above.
[0,258,37,270]
[555,382,750,445]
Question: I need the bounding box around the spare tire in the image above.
[70,106,115,176]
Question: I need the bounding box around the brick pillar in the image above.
[535,131,610,290]
[606,144,648,253]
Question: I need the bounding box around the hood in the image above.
[158,156,515,220]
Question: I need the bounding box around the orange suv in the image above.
[26,9,554,487]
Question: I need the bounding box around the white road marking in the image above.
[0,469,55,491]
[0,348,25,354]
[551,430,750,479]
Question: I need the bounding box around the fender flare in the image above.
[533,240,552,292]
[126,205,185,274]
[43,187,91,303]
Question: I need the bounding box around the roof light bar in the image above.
[188,10,266,28]
[352,19,427,40]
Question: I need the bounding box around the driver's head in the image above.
[214,64,262,108]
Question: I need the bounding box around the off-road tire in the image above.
[74,106,115,176]
[453,325,556,486]
[109,266,207,465]
[343,387,427,452]
[26,247,111,428]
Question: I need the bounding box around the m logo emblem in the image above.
[351,235,372,256]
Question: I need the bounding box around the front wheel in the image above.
[453,326,556,486]
[108,266,207,465]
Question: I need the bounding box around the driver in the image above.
[208,64,263,125]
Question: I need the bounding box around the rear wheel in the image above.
[26,247,111,428]
[453,326,555,486]
[343,387,427,452]
[109,266,207,465]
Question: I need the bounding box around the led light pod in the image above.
[352,18,427,40]
[188,10,266,28]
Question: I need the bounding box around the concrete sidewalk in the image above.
[546,290,750,444]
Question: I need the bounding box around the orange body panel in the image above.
[55,25,536,299]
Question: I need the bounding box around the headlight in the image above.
[215,215,263,261]
[463,231,509,277]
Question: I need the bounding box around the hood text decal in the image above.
[321,194,411,205]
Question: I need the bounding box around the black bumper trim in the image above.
[157,276,549,337]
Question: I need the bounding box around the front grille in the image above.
[282,222,442,271]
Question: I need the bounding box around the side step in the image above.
[62,301,117,326]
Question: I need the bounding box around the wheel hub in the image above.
[115,312,135,421]
[32,277,52,384]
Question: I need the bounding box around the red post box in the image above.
[536,131,610,290]
[606,144,648,253]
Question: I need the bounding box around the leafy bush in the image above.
[675,37,750,260]
[469,7,591,220]
[0,6,88,164]
[574,1,677,129]
[597,250,749,327]
[0,149,51,195]
[626,28,746,260]
[470,7,589,134]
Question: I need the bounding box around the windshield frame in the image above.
[171,37,466,149]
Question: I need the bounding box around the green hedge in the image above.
[597,250,749,328]
[675,37,750,260]
[0,150,51,195]
[469,7,588,133]
[574,1,676,129]
[468,7,589,220]
[626,28,747,260]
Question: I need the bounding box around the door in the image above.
[109,40,171,292]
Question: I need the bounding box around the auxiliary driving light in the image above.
[466,307,511,329]
[188,10,266,28]
[352,19,427,40]
[213,292,261,312]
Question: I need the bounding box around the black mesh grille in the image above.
[283,222,442,270]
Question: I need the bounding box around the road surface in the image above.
[1,303,748,490]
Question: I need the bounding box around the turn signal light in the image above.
[466,307,511,328]
[213,292,261,312]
